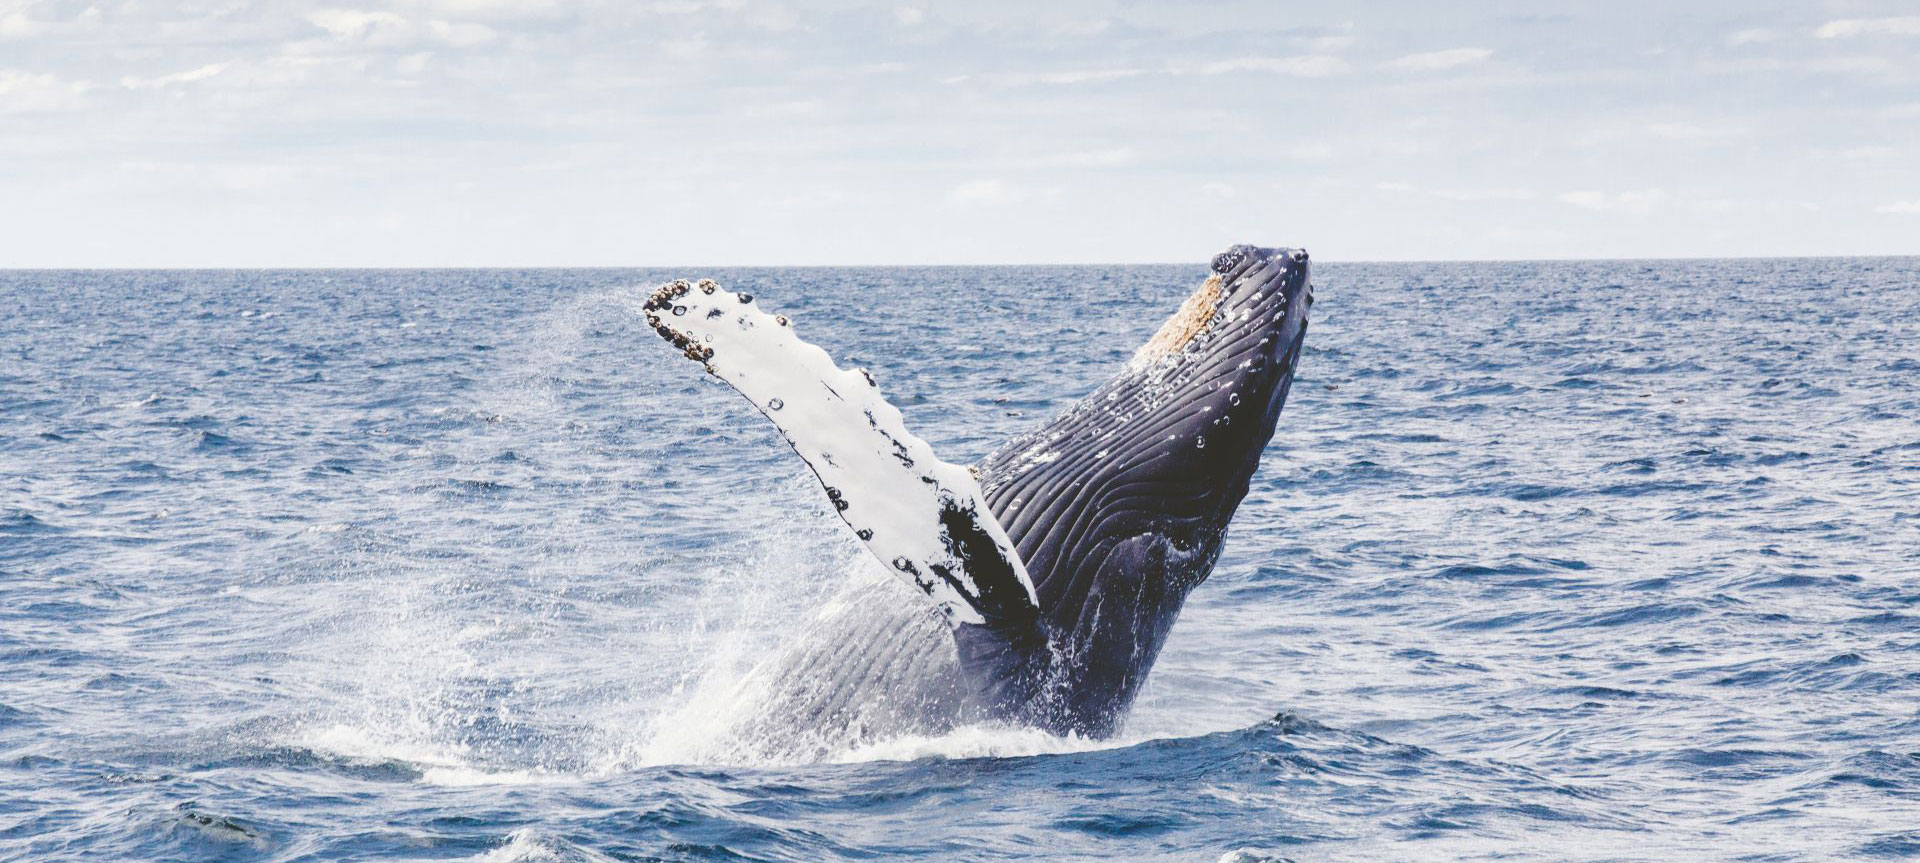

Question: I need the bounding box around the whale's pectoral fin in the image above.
[643,280,1042,629]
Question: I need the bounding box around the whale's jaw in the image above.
[975,245,1312,735]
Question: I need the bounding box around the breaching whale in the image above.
[644,244,1311,754]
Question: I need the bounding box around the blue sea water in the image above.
[2,258,1918,862]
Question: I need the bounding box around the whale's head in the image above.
[1127,244,1313,531]
[976,243,1311,733]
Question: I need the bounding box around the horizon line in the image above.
[4,251,1919,271]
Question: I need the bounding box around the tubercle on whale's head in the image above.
[1129,245,1310,374]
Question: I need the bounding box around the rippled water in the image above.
[3,259,1918,862]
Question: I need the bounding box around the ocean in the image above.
[2,258,1917,862]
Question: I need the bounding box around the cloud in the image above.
[307,8,410,41]
[998,68,1143,86]
[1726,28,1774,45]
[1644,122,1746,142]
[1193,55,1348,77]
[949,179,1029,207]
[1,8,40,39]
[1388,48,1493,71]
[306,9,494,46]
[121,62,230,90]
[428,19,496,46]
[1815,17,1920,38]
[1809,145,1896,161]
[1023,147,1137,169]
[1874,200,1920,215]
[1377,181,1535,202]
[407,0,560,18]
[0,69,87,113]
[396,52,433,74]
[1558,189,1668,215]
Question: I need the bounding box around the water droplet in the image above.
[857,528,873,541]
[672,305,687,316]
[767,397,784,410]
[1228,392,1241,406]
[1195,435,1207,449]
[738,293,754,303]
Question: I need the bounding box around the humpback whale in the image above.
[644,243,1311,754]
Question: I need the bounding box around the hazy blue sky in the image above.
[3,1,1917,265]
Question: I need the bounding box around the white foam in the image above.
[298,722,569,787]
[828,722,1133,764]
[471,828,620,863]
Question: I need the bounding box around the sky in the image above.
[2,0,1918,266]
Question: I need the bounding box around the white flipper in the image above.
[644,279,1040,628]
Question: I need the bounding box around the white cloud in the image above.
[1388,48,1492,71]
[1001,68,1142,86]
[1726,28,1774,45]
[1193,55,1348,77]
[396,52,433,74]
[428,19,495,46]
[409,0,560,18]
[307,9,410,41]
[1644,122,1746,142]
[121,62,230,90]
[894,6,925,27]
[1022,147,1137,169]
[949,179,1028,207]
[636,0,750,15]
[1810,145,1895,161]
[1874,200,1920,215]
[305,9,492,46]
[746,4,800,31]
[1377,181,1535,202]
[1815,17,1920,38]
[1,9,39,39]
[1558,189,1669,215]
[0,69,86,113]
[659,35,708,59]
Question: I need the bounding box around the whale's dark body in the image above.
[651,244,1312,755]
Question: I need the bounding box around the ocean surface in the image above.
[3,258,1918,862]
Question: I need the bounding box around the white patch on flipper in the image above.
[644,280,1038,626]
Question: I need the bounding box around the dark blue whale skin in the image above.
[959,244,1314,737]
